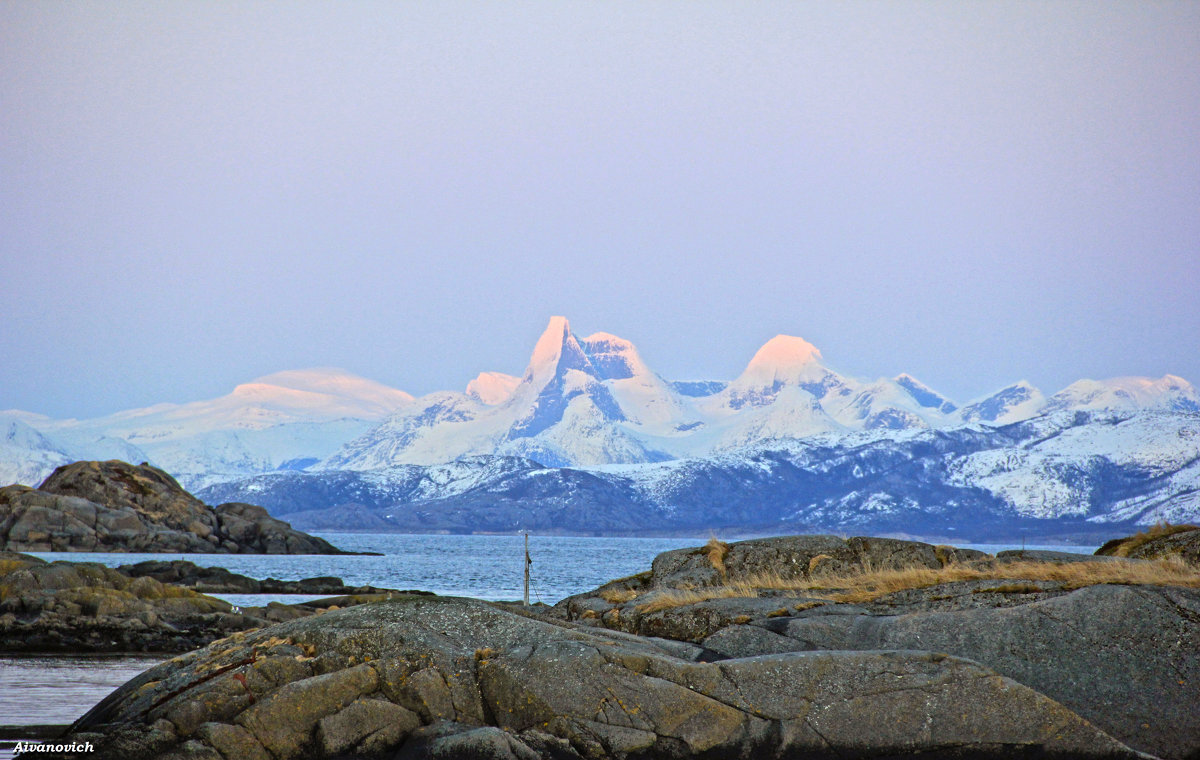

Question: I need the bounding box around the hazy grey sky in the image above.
[2,2,1198,419]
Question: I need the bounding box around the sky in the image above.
[2,2,1198,420]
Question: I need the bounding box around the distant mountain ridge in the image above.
[2,368,413,489]
[319,317,1198,472]
[3,318,1198,505]
[199,408,1200,538]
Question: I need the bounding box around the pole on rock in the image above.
[523,533,531,606]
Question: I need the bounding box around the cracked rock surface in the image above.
[57,594,1144,759]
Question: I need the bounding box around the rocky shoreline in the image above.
[0,551,415,654]
[12,532,1195,760]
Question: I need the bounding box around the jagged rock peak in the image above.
[522,316,595,382]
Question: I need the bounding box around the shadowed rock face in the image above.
[0,460,346,554]
[62,595,1139,760]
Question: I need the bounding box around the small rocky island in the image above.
[40,532,1200,760]
[0,460,350,554]
[0,552,407,653]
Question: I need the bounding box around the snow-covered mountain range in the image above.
[199,409,1200,539]
[319,317,1197,472]
[4,317,1198,535]
[2,368,412,489]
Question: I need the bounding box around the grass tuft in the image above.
[705,535,730,578]
[637,583,759,614]
[599,588,639,604]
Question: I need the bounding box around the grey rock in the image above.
[195,721,272,760]
[62,594,1142,760]
[236,663,379,759]
[996,548,1138,564]
[0,460,349,555]
[317,697,420,755]
[396,724,544,760]
[772,583,1200,760]
[648,534,983,591]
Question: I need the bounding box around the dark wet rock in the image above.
[115,559,391,595]
[1097,526,1200,567]
[59,594,1142,760]
[0,460,350,554]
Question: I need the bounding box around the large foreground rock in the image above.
[555,535,1200,760]
[701,584,1200,760]
[58,595,1141,759]
[0,460,348,553]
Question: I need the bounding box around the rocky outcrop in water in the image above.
[115,560,394,596]
[0,460,349,554]
[0,552,404,653]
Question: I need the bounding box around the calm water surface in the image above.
[5,533,1096,754]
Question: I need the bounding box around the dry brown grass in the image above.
[637,556,1200,611]
[637,583,759,614]
[1099,522,1198,557]
[807,553,834,575]
[705,535,730,577]
[598,588,639,604]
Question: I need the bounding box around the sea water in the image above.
[4,533,1095,756]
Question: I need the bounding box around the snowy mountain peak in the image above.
[746,335,823,371]
[225,368,413,418]
[465,372,521,405]
[522,316,595,385]
[580,331,650,382]
[959,381,1045,424]
[717,334,848,412]
[1046,375,1200,414]
[894,373,958,414]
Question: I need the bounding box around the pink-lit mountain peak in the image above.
[746,335,823,371]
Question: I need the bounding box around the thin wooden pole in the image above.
[523,533,531,606]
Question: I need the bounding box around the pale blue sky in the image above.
[2,2,1198,419]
